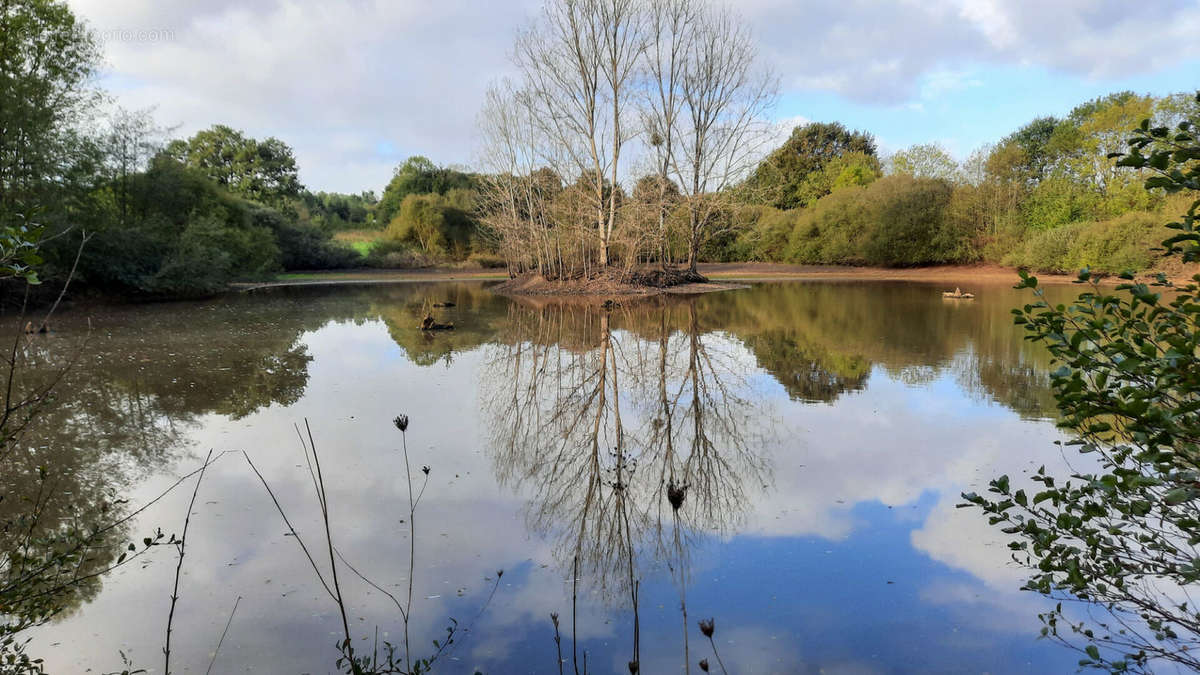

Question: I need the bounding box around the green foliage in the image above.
[1002,222,1085,273]
[1022,174,1100,231]
[386,193,476,258]
[785,185,871,264]
[783,175,962,266]
[963,269,1200,672]
[889,143,960,182]
[748,122,877,210]
[250,206,363,271]
[376,157,478,226]
[0,0,99,212]
[300,190,377,230]
[363,238,437,269]
[964,92,1200,673]
[0,0,98,287]
[163,125,302,208]
[1115,97,1200,262]
[65,159,282,296]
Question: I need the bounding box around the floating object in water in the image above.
[420,314,455,331]
[942,287,974,299]
[432,301,456,308]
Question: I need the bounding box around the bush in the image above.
[786,186,870,263]
[861,175,957,266]
[1004,211,1166,274]
[386,192,479,259]
[1064,211,1163,273]
[363,239,436,268]
[781,175,963,266]
[467,251,506,268]
[251,206,363,270]
[65,160,281,297]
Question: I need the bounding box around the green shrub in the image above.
[68,160,281,296]
[861,175,957,266]
[781,175,963,266]
[1064,211,1163,273]
[1002,222,1084,273]
[386,193,478,259]
[1003,211,1166,274]
[786,186,869,264]
[467,251,506,268]
[728,206,795,261]
[251,206,362,270]
[1021,174,1099,231]
[363,239,436,268]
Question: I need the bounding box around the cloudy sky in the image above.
[69,0,1200,194]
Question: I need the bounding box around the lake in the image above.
[12,279,1087,674]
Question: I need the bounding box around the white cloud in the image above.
[67,0,1200,192]
[742,0,1200,103]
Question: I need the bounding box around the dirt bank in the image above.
[236,262,1199,292]
[490,268,749,297]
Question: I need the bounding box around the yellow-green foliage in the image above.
[786,185,870,263]
[784,175,960,266]
[385,193,477,258]
[729,205,797,260]
[1003,211,1167,274]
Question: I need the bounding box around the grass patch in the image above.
[334,229,385,256]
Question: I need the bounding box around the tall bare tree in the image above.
[641,1,777,272]
[641,0,697,267]
[513,0,645,270]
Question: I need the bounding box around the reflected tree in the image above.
[481,296,772,672]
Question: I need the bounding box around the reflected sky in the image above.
[16,280,1090,673]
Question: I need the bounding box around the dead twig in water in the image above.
[164,448,213,675]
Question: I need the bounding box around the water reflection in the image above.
[481,298,775,668]
[9,279,1087,673]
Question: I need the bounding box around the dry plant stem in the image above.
[572,553,581,675]
[205,595,241,675]
[553,615,565,675]
[38,230,90,331]
[675,512,690,675]
[304,419,355,660]
[164,448,213,675]
[401,427,415,674]
[242,451,337,601]
[707,634,728,675]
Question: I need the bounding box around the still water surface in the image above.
[18,280,1088,673]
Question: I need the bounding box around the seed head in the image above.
[393,415,409,432]
[667,481,687,511]
[699,618,715,638]
[628,660,639,674]
[422,465,430,475]
[699,658,710,672]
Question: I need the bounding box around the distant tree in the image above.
[641,0,777,273]
[749,121,876,209]
[376,156,477,226]
[1066,92,1156,197]
[888,142,959,182]
[997,116,1063,183]
[163,125,302,207]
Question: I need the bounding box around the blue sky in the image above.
[68,0,1200,193]
[784,60,1200,157]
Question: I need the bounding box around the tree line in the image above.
[5,0,1198,302]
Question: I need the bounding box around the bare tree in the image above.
[642,1,777,272]
[513,0,646,272]
[641,0,697,267]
